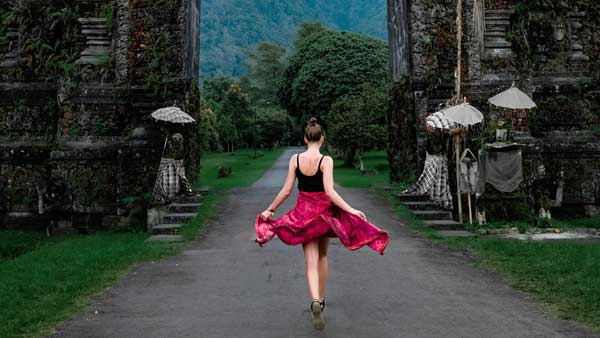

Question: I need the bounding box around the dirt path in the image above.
[49,148,596,338]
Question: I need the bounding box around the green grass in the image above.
[0,147,284,338]
[0,231,47,260]
[0,233,181,338]
[331,151,396,188]
[196,148,286,189]
[380,187,600,332]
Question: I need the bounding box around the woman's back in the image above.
[296,153,325,192]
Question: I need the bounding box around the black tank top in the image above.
[296,154,325,192]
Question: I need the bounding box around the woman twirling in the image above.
[255,117,389,330]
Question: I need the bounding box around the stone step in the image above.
[162,212,196,224]
[485,31,508,38]
[402,201,440,210]
[81,29,109,36]
[79,18,108,24]
[168,202,201,213]
[412,210,452,221]
[395,193,429,202]
[81,48,111,57]
[423,220,464,230]
[145,234,184,242]
[151,223,182,235]
[485,40,512,48]
[88,40,112,46]
[176,194,203,203]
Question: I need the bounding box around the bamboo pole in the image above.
[468,192,473,225]
[454,0,464,224]
[455,134,463,224]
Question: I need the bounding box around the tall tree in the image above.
[328,84,388,167]
[279,26,389,122]
[246,42,288,104]
[220,83,252,150]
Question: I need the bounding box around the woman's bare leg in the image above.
[302,240,320,301]
[317,237,329,300]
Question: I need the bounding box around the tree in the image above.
[203,76,238,104]
[328,84,388,167]
[246,42,288,104]
[293,21,326,50]
[279,26,389,122]
[220,83,252,149]
[255,106,294,149]
[198,101,220,152]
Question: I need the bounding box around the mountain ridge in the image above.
[200,0,387,77]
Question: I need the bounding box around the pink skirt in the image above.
[255,191,389,255]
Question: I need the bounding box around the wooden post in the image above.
[455,134,463,224]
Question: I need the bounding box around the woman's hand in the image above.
[260,209,274,221]
[349,208,367,221]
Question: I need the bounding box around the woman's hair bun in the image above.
[308,117,318,126]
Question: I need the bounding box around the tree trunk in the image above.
[387,0,417,182]
[343,148,356,168]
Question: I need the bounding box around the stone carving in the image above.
[568,12,589,62]
[76,18,112,65]
[484,9,515,60]
[0,27,19,68]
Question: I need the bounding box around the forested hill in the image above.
[200,0,387,77]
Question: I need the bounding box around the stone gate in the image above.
[0,0,201,232]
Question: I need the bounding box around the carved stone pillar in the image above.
[76,18,112,65]
[484,9,514,60]
[568,12,589,62]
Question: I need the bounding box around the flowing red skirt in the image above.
[255,191,389,255]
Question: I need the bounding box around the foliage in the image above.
[279,25,389,121]
[197,102,220,152]
[245,41,288,104]
[200,0,387,76]
[328,83,388,166]
[255,106,294,148]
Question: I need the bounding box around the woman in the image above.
[255,117,389,330]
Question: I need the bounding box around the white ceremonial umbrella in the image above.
[151,106,196,124]
[488,82,537,109]
[151,107,196,157]
[439,99,485,224]
[441,102,485,127]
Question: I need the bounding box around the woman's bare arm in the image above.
[261,155,297,220]
[321,156,367,220]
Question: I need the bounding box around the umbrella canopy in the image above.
[441,102,484,127]
[425,111,458,131]
[151,107,196,124]
[488,83,536,109]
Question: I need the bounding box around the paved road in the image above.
[50,148,597,338]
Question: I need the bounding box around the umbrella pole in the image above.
[455,134,463,224]
[467,192,473,225]
[161,131,170,159]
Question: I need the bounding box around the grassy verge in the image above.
[0,231,47,261]
[330,151,401,188]
[333,153,600,332]
[195,148,286,189]
[0,147,284,338]
[381,186,600,332]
